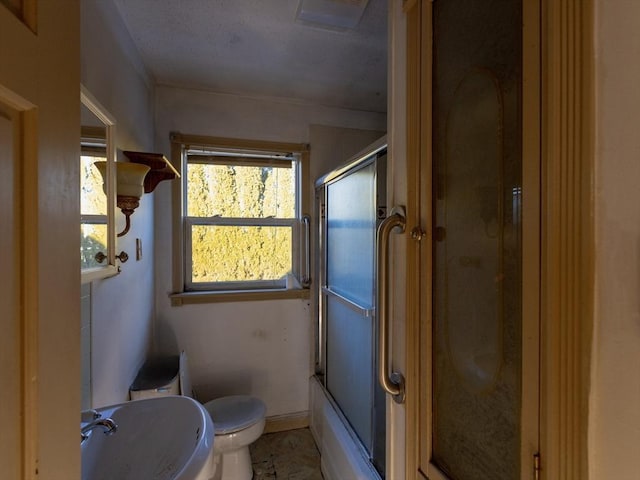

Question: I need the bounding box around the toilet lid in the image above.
[204,395,266,435]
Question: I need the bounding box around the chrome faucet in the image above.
[81,409,101,423]
[81,417,118,442]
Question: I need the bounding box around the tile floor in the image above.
[250,428,324,479]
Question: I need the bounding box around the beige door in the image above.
[0,2,80,478]
[405,1,540,478]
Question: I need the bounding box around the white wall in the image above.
[81,0,156,407]
[154,85,385,417]
[308,124,386,182]
[64,0,640,474]
[591,1,640,478]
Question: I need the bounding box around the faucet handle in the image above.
[81,409,101,423]
[80,417,118,444]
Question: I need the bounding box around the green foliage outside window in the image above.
[191,226,291,282]
[187,160,296,285]
[80,154,107,269]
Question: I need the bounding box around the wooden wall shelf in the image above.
[123,150,180,193]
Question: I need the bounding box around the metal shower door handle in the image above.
[301,215,311,287]
[376,205,406,404]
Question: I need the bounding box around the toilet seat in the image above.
[204,395,266,434]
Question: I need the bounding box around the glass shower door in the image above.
[321,152,386,476]
[430,0,527,478]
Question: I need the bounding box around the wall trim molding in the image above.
[540,0,594,478]
[264,411,310,434]
[403,0,428,478]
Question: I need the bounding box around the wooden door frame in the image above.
[539,0,594,478]
[0,2,81,478]
[403,0,594,478]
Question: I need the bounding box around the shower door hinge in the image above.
[533,452,541,480]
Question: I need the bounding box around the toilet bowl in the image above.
[202,395,266,480]
[179,352,266,480]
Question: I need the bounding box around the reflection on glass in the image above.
[81,223,107,269]
[81,154,107,215]
[80,95,109,272]
[442,70,503,393]
[431,0,523,478]
[80,148,107,269]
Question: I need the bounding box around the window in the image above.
[80,86,118,283]
[80,131,108,269]
[171,134,310,303]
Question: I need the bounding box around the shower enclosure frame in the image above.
[314,137,388,477]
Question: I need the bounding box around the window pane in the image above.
[81,155,106,215]
[187,163,295,218]
[81,223,107,269]
[191,225,292,283]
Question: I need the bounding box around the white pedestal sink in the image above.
[81,396,214,480]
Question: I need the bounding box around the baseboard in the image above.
[264,411,310,433]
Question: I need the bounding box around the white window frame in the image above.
[170,133,311,305]
[80,86,118,284]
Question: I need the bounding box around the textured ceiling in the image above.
[112,0,388,113]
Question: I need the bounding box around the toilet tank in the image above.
[129,355,180,400]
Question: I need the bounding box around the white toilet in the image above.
[178,352,266,480]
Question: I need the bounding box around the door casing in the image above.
[0,2,81,478]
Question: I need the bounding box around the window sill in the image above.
[81,265,119,284]
[169,288,310,306]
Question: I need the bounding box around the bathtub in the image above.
[309,375,382,480]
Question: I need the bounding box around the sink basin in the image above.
[81,396,214,480]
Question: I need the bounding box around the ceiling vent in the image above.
[295,0,370,30]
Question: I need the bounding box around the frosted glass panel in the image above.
[326,163,376,308]
[432,0,523,478]
[320,151,386,475]
[325,295,373,451]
